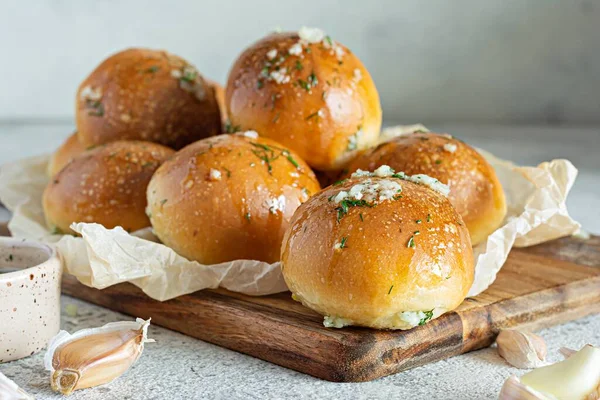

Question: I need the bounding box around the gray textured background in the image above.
[1,0,599,125]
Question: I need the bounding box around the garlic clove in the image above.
[0,371,34,400]
[520,344,600,400]
[496,329,548,369]
[498,375,553,400]
[44,318,154,395]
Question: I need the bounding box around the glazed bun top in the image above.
[146,132,321,264]
[43,140,174,234]
[47,132,86,177]
[226,27,382,171]
[345,132,507,245]
[76,48,222,149]
[281,166,474,329]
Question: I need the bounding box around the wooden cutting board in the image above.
[59,235,599,382]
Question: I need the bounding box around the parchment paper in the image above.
[0,126,580,300]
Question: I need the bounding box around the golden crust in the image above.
[226,32,382,171]
[76,48,222,150]
[47,132,86,177]
[147,133,321,264]
[43,141,174,234]
[345,133,507,245]
[281,176,474,329]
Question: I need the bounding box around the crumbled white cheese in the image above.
[334,45,345,60]
[351,169,371,178]
[443,143,457,153]
[288,43,303,56]
[209,169,222,181]
[80,85,102,101]
[323,315,352,328]
[298,26,325,43]
[333,179,402,204]
[373,165,394,177]
[334,241,343,250]
[347,129,363,151]
[350,165,450,197]
[399,311,428,327]
[269,68,290,84]
[406,174,450,197]
[239,130,259,139]
[353,68,362,82]
[170,69,182,78]
[266,49,278,60]
[266,195,286,214]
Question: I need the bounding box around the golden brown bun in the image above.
[76,48,222,150]
[47,132,86,177]
[147,133,321,264]
[43,141,174,234]
[226,31,382,171]
[281,175,474,329]
[207,80,228,125]
[345,132,507,245]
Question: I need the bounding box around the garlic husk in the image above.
[496,329,548,369]
[44,318,154,395]
[0,371,34,400]
[499,345,600,400]
[498,375,553,400]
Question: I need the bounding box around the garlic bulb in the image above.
[44,318,154,395]
[499,345,600,400]
[0,371,33,400]
[496,329,547,369]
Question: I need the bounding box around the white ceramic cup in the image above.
[0,237,62,362]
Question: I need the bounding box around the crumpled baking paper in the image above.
[0,126,580,300]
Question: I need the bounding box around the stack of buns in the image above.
[42,27,507,331]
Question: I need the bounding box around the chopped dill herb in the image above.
[435,159,442,164]
[145,65,160,73]
[245,213,251,222]
[407,235,415,248]
[257,80,264,89]
[223,167,232,178]
[414,230,420,235]
[388,285,394,295]
[359,213,364,222]
[306,111,319,120]
[419,310,434,326]
[295,60,303,71]
[335,199,373,222]
[224,121,241,133]
[427,214,432,222]
[273,112,280,123]
[415,219,422,224]
[333,179,347,186]
[339,236,348,248]
[324,36,333,46]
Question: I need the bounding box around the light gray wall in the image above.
[1,0,599,124]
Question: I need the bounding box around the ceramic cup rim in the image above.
[0,236,59,278]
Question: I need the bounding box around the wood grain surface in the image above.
[59,235,600,382]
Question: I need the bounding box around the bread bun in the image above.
[43,141,174,234]
[207,80,228,125]
[226,27,382,171]
[147,132,320,264]
[281,166,474,329]
[47,132,86,177]
[76,48,221,149]
[345,132,507,245]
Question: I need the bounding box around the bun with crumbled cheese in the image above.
[76,48,222,150]
[43,141,174,235]
[47,132,86,177]
[146,132,320,264]
[281,166,474,330]
[225,27,382,171]
[345,132,507,245]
